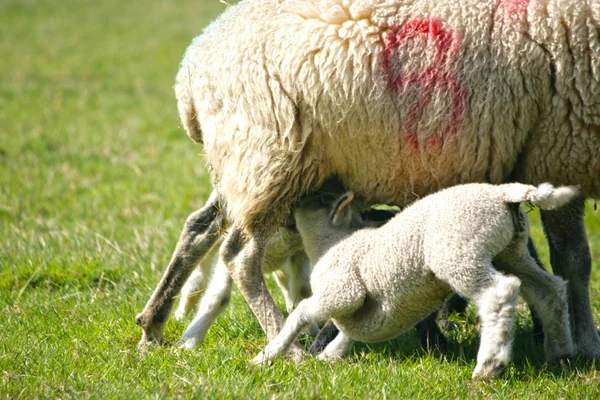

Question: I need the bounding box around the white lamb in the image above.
[254,182,576,379]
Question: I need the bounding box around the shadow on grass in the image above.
[346,319,598,379]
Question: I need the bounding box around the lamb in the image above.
[167,0,600,359]
[138,190,448,350]
[253,182,576,379]
[173,242,309,325]
[173,226,313,350]
[135,191,311,349]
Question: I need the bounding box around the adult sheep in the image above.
[170,0,600,359]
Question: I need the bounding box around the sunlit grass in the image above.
[1,0,600,398]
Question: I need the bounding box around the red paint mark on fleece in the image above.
[496,0,530,25]
[382,18,469,150]
[499,0,530,17]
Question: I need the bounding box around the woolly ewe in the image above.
[139,0,600,359]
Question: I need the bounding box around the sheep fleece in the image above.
[176,0,600,230]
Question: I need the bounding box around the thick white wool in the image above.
[499,182,579,209]
[177,0,600,232]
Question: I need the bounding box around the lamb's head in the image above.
[293,179,364,263]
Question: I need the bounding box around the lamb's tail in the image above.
[501,183,579,210]
[174,62,203,144]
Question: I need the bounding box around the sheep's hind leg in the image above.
[541,198,600,359]
[525,237,546,342]
[179,257,233,349]
[220,225,304,356]
[136,191,222,347]
[494,247,574,363]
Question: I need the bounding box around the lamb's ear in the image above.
[331,191,355,228]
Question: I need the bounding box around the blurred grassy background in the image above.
[1,0,600,398]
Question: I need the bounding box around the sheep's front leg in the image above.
[541,198,600,359]
[220,225,301,354]
[135,191,222,346]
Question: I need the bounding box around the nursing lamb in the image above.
[253,182,576,379]
[138,190,447,350]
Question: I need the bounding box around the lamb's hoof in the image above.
[472,360,507,380]
[252,351,272,366]
[172,309,186,321]
[287,344,307,363]
[137,337,162,353]
[317,352,343,362]
[177,337,201,350]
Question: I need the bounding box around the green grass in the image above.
[1,0,600,398]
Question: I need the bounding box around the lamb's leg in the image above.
[253,298,318,364]
[136,191,222,346]
[173,268,203,320]
[254,264,366,364]
[273,251,312,313]
[494,248,574,362]
[470,274,521,380]
[174,246,220,320]
[220,225,293,346]
[436,259,520,379]
[273,251,319,335]
[179,257,233,349]
[318,331,354,360]
[540,198,600,359]
[435,242,544,342]
[312,313,445,354]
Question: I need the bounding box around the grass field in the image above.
[2,0,600,398]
